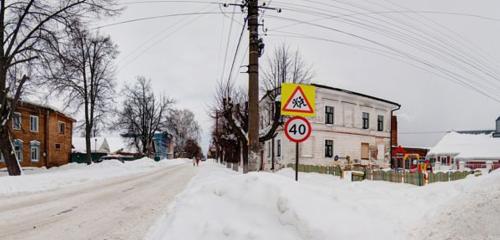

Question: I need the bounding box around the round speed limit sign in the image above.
[284,116,312,143]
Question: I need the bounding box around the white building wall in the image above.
[261,85,398,169]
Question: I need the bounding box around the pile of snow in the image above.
[428,131,500,160]
[148,161,500,240]
[0,158,188,195]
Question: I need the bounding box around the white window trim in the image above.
[30,115,39,132]
[12,112,21,130]
[30,146,40,162]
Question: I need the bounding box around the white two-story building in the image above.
[260,83,400,169]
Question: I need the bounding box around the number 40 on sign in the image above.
[285,116,312,143]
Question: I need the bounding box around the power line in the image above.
[266,15,500,103]
[118,1,221,5]
[219,1,240,83]
[93,11,231,29]
[294,0,500,86]
[226,17,248,84]
[117,9,211,72]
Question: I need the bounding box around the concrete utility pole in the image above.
[247,0,260,171]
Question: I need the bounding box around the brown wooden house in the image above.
[0,101,75,168]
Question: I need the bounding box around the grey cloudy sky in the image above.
[90,0,500,151]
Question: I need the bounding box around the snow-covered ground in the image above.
[148,160,500,240]
[0,158,188,195]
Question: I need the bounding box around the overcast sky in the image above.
[89,0,500,152]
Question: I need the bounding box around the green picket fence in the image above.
[287,164,343,177]
[287,163,470,186]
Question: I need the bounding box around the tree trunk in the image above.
[0,127,22,175]
[242,144,249,174]
[85,126,92,165]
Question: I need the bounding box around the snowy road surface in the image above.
[0,163,197,240]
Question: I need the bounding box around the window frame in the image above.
[14,139,23,162]
[30,115,39,132]
[362,112,370,129]
[30,141,40,163]
[58,121,65,134]
[12,112,22,130]
[325,106,334,125]
[377,115,384,131]
[325,140,334,158]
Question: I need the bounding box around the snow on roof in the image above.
[428,131,500,160]
[19,99,75,121]
[72,136,136,154]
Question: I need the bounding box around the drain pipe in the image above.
[389,104,401,167]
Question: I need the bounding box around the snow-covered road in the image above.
[0,163,197,240]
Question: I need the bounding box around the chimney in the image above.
[494,116,500,138]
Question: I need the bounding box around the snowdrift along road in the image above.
[149,161,500,240]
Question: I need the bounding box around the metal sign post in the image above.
[295,142,299,181]
[285,116,312,181]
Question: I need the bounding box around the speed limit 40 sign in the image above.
[284,116,312,143]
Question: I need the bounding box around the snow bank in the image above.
[0,158,189,196]
[149,161,500,240]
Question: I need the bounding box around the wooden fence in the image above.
[288,164,470,186]
[287,164,343,177]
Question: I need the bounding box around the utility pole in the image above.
[224,1,281,172]
[247,0,260,171]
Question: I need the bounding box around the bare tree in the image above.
[43,21,117,164]
[259,44,314,170]
[167,108,201,157]
[262,44,314,98]
[0,0,119,175]
[210,44,314,172]
[116,77,174,156]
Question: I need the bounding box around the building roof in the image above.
[311,83,401,108]
[260,83,401,109]
[428,131,500,160]
[18,99,76,122]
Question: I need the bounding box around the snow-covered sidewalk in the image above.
[0,158,189,195]
[148,160,500,240]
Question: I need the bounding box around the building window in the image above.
[55,143,61,151]
[325,140,334,158]
[12,112,21,130]
[58,122,65,134]
[30,141,40,162]
[30,115,39,132]
[362,112,369,129]
[277,139,281,157]
[361,143,369,160]
[325,106,334,125]
[14,139,23,162]
[377,115,384,131]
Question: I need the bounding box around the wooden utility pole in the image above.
[247,0,260,171]
[223,0,280,172]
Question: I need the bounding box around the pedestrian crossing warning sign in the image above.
[281,83,316,117]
